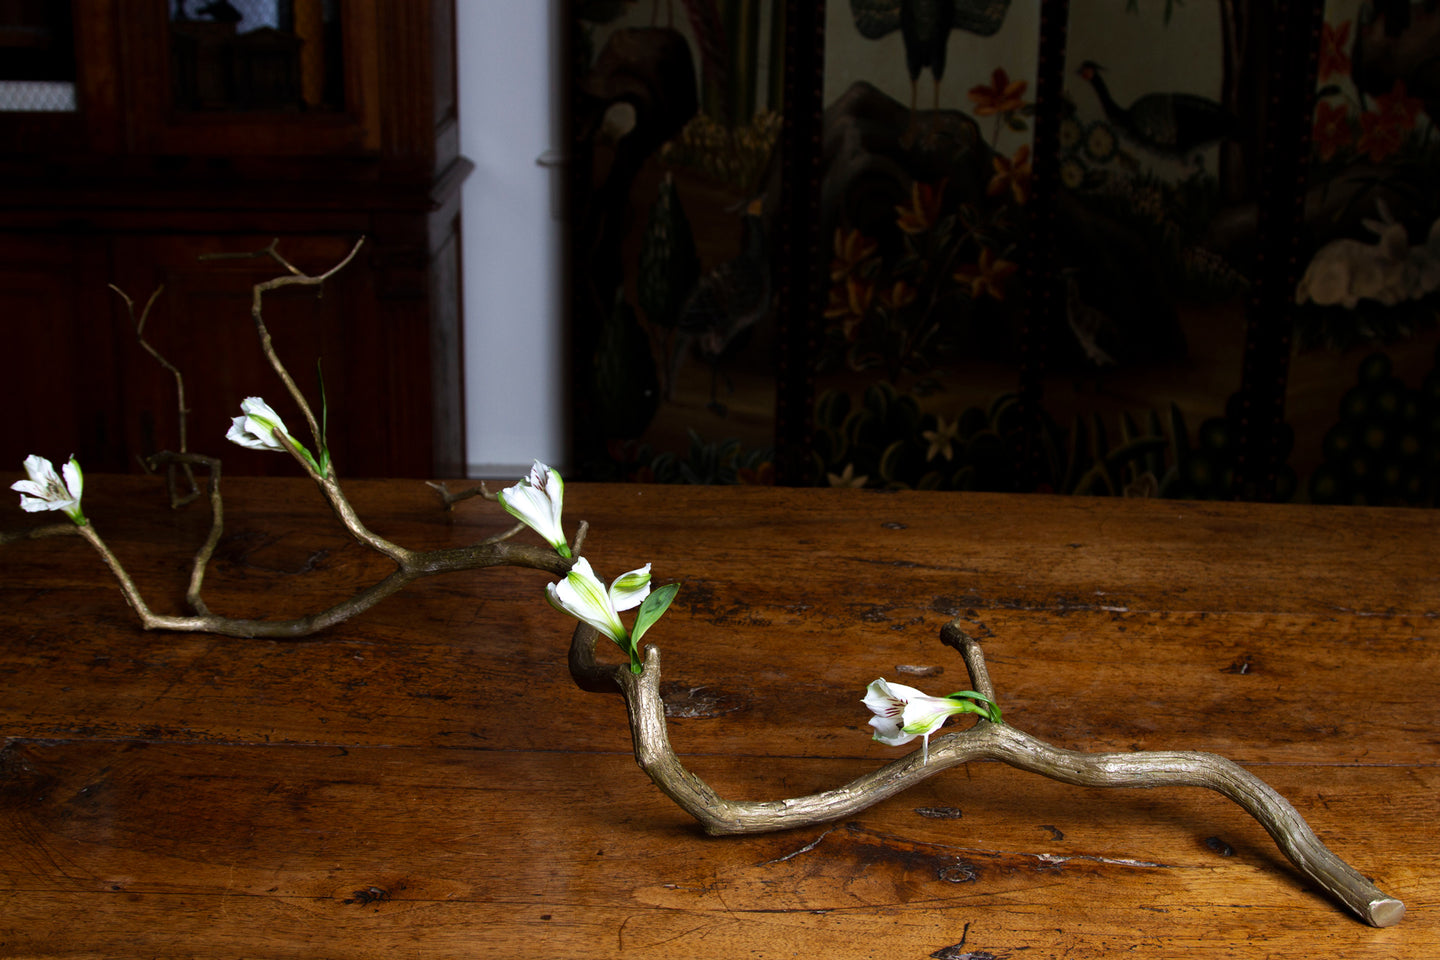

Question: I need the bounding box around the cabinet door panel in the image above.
[0,236,122,472]
[109,234,403,478]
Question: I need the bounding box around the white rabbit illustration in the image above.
[1295,203,1411,309]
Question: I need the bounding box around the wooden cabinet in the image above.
[0,1,466,478]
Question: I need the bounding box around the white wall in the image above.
[457,0,567,477]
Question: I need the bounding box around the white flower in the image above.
[863,678,997,763]
[12,454,86,525]
[227,396,323,474]
[546,557,650,646]
[498,460,571,557]
[226,397,293,453]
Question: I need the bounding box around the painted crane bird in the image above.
[1076,60,1233,165]
[667,197,771,416]
[849,0,1013,112]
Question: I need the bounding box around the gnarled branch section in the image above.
[5,240,583,639]
[567,619,1405,928]
[71,491,575,638]
[112,284,202,508]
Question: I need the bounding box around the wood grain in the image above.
[1,476,1436,957]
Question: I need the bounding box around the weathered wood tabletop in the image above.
[0,475,1435,958]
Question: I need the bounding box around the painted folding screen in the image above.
[569,1,787,483]
[812,1,1040,491]
[1287,0,1440,506]
[569,1,1440,505]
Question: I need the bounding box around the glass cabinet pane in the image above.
[169,0,343,112]
[0,1,77,112]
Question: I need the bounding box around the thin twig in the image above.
[248,237,366,450]
[236,239,410,565]
[3,238,583,638]
[567,619,1405,928]
[939,621,997,702]
[427,480,496,510]
[112,283,200,507]
[478,520,527,545]
[0,523,79,545]
[66,513,572,639]
[147,452,224,615]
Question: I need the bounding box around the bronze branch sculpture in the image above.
[568,615,1405,928]
[4,240,577,638]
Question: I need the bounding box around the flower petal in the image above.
[862,678,905,716]
[864,678,977,759]
[868,714,916,746]
[608,563,652,612]
[868,678,928,706]
[498,460,569,555]
[900,701,960,736]
[226,417,264,450]
[226,397,291,452]
[550,557,628,643]
[62,457,83,502]
[12,454,85,523]
[20,454,59,489]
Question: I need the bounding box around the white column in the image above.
[458,0,567,477]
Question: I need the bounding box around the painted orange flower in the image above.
[830,227,878,282]
[987,144,1033,205]
[1372,79,1425,129]
[954,247,1019,301]
[878,279,918,312]
[1357,108,1404,162]
[737,462,775,485]
[895,179,946,235]
[825,276,874,339]
[1318,20,1351,83]
[968,67,1028,117]
[1312,100,1352,161]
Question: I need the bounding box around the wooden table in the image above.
[0,476,1435,958]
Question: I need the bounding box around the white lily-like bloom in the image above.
[227,396,324,474]
[226,396,294,453]
[498,460,571,557]
[12,454,86,525]
[864,678,991,764]
[546,556,651,645]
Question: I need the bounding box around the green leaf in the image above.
[947,689,1002,723]
[317,359,327,438]
[631,582,679,647]
[315,358,333,476]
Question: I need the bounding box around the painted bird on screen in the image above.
[848,0,1013,112]
[1076,61,1233,166]
[667,197,771,416]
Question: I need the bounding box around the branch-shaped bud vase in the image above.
[567,618,1404,928]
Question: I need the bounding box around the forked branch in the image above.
[8,240,581,638]
[567,618,1405,928]
[111,282,202,507]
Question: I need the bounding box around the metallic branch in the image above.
[6,241,578,638]
[568,618,1405,928]
[112,283,201,507]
